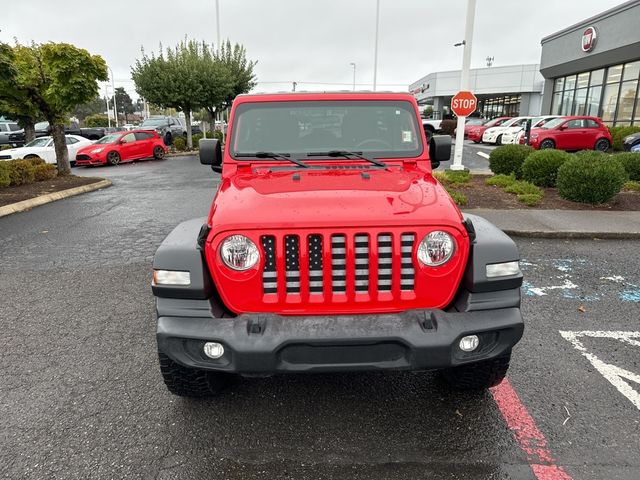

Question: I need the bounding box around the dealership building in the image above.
[540,0,640,126]
[409,0,640,126]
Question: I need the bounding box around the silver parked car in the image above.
[0,122,23,147]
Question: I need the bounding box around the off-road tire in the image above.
[441,351,511,390]
[158,351,233,397]
[540,139,555,149]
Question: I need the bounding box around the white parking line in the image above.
[477,151,490,159]
[560,331,640,410]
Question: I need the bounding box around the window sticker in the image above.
[402,130,413,143]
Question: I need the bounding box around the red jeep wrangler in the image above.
[152,92,524,397]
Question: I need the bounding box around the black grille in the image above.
[261,236,277,294]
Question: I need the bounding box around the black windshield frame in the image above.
[228,100,424,161]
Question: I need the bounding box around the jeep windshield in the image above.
[230,101,423,160]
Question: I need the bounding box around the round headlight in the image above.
[220,235,259,271]
[417,231,455,266]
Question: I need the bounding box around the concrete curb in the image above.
[166,152,197,158]
[0,179,112,218]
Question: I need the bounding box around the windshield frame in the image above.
[540,117,566,130]
[228,100,425,161]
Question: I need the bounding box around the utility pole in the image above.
[373,0,380,91]
[107,66,118,128]
[104,84,111,128]
[350,62,357,91]
[450,0,477,171]
[215,0,221,47]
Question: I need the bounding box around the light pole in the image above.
[107,66,118,128]
[450,0,477,171]
[215,0,221,47]
[350,62,356,91]
[373,0,380,91]
[104,85,111,128]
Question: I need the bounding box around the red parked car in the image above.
[75,130,167,166]
[521,116,612,151]
[466,116,512,143]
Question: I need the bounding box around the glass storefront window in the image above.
[551,92,562,115]
[635,87,640,124]
[607,64,624,84]
[574,88,588,115]
[623,61,640,82]
[590,69,604,86]
[616,81,638,121]
[577,72,590,89]
[561,89,575,115]
[554,77,565,92]
[601,83,620,122]
[585,86,601,116]
[564,75,577,91]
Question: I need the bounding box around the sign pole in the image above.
[450,0,477,171]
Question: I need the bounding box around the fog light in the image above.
[459,335,480,352]
[203,342,225,359]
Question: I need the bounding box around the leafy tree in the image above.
[215,40,257,111]
[0,43,40,143]
[0,42,108,174]
[73,96,107,122]
[132,40,206,149]
[111,87,134,123]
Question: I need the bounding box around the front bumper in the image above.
[157,307,523,374]
[76,154,106,166]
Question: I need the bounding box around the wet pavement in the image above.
[1,156,638,479]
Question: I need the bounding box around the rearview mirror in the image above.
[429,135,452,169]
[199,138,222,173]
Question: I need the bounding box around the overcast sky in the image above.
[1,0,627,100]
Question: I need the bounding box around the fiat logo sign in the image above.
[582,26,597,52]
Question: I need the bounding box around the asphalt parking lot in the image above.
[438,139,494,172]
[1,156,639,480]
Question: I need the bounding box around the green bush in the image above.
[84,114,111,128]
[439,119,457,136]
[517,193,543,206]
[33,164,57,182]
[173,136,186,151]
[608,126,640,151]
[447,189,468,206]
[485,173,516,188]
[489,144,533,178]
[213,129,224,143]
[557,155,627,204]
[615,152,640,181]
[0,162,10,188]
[521,149,572,187]
[503,180,542,196]
[434,169,471,186]
[8,159,36,186]
[623,180,640,192]
[26,157,46,168]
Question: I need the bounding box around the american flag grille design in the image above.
[259,232,416,297]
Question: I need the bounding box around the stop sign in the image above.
[451,91,477,117]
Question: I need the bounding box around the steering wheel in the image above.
[356,139,392,150]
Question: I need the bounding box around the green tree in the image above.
[111,87,134,123]
[0,43,41,143]
[0,42,108,174]
[84,114,110,127]
[132,40,206,149]
[73,96,107,122]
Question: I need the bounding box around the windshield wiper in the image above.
[235,151,309,168]
[306,150,387,168]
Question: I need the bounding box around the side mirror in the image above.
[429,135,452,169]
[558,125,567,131]
[199,138,222,173]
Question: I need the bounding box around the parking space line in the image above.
[491,379,573,480]
[477,151,490,159]
[560,331,640,410]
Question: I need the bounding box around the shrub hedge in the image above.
[9,159,36,186]
[0,158,61,188]
[615,152,640,181]
[439,119,457,136]
[489,144,533,178]
[556,155,627,204]
[608,126,640,151]
[521,149,572,187]
[173,136,186,151]
[0,162,10,188]
[33,164,57,181]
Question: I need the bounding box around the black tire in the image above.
[424,128,434,142]
[158,351,233,398]
[106,151,121,166]
[24,154,40,159]
[164,133,172,146]
[539,139,555,150]
[472,140,481,144]
[441,351,511,391]
[153,146,165,160]
[496,134,503,146]
[595,138,610,152]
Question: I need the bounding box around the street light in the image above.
[215,0,221,47]
[350,62,357,91]
[373,0,380,91]
[107,66,118,128]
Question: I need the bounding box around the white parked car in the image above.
[501,116,562,145]
[0,135,93,166]
[482,117,532,145]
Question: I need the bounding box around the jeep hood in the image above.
[208,166,464,231]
